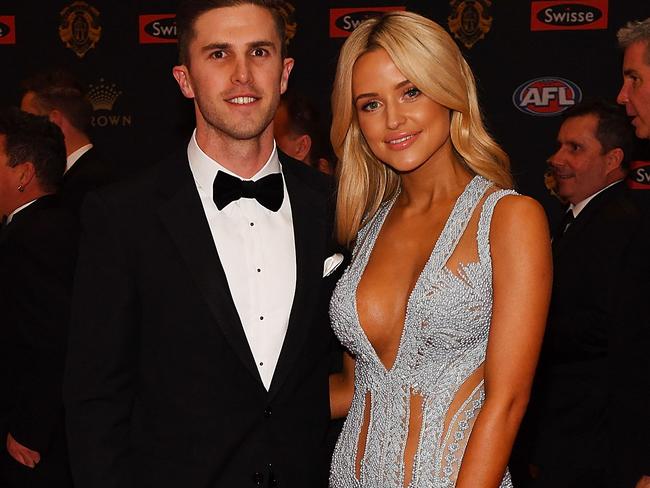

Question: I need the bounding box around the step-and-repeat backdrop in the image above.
[1,0,649,217]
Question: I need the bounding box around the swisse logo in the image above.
[139,14,176,44]
[531,0,608,31]
[513,77,582,116]
[329,7,405,38]
[0,16,16,44]
[627,160,650,190]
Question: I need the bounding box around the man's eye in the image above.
[252,48,268,56]
[210,51,225,59]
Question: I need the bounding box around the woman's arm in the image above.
[455,195,552,488]
[329,351,356,419]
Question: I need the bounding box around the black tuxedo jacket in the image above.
[526,182,650,486]
[0,195,78,486]
[64,151,341,488]
[61,146,116,213]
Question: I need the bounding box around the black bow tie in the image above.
[213,171,284,211]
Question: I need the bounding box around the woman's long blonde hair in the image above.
[331,11,512,246]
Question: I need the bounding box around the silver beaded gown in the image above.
[329,176,515,488]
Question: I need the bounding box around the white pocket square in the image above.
[323,253,344,277]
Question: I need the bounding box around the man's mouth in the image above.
[227,96,258,105]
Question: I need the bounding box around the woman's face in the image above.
[351,48,452,174]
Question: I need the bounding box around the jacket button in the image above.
[270,472,278,487]
[264,406,272,418]
[252,471,264,485]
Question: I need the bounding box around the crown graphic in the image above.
[87,78,122,111]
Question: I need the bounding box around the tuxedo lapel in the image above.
[155,157,261,385]
[268,159,328,398]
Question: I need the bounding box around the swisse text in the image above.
[539,5,601,25]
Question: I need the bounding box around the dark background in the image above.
[1,0,650,221]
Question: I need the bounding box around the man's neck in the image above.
[65,132,92,157]
[195,125,275,179]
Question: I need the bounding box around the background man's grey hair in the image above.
[617,18,650,64]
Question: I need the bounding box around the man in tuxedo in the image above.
[523,99,649,488]
[64,1,341,487]
[0,109,77,487]
[616,18,650,488]
[20,70,115,212]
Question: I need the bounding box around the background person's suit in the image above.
[0,195,78,487]
[60,146,116,213]
[524,181,650,487]
[64,151,341,488]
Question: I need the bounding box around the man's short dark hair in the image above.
[563,98,637,169]
[0,108,66,192]
[21,70,93,133]
[176,0,291,65]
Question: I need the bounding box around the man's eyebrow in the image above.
[623,68,639,77]
[200,40,277,53]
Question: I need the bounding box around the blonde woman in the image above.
[328,11,552,488]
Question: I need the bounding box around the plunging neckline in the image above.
[352,175,485,374]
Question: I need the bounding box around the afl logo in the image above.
[513,77,582,116]
[139,14,176,44]
[0,16,16,44]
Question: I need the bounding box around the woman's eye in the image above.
[361,100,380,112]
[405,87,421,99]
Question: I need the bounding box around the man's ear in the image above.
[172,65,195,99]
[280,57,294,95]
[48,109,64,128]
[17,161,36,189]
[605,147,624,173]
[294,134,312,162]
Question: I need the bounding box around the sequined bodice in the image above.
[329,176,515,488]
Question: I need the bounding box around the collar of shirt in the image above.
[66,143,93,173]
[187,130,281,204]
[6,198,38,224]
[569,179,623,218]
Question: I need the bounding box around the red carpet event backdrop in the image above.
[1,0,649,213]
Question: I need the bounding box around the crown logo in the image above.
[87,78,122,111]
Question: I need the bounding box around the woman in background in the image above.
[328,11,552,488]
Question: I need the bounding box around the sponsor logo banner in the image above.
[88,78,132,128]
[0,16,16,44]
[531,0,608,31]
[59,1,101,58]
[627,160,650,190]
[139,14,177,44]
[448,0,493,49]
[513,77,582,116]
[329,7,405,38]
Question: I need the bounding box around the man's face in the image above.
[548,114,617,205]
[0,135,22,217]
[617,41,650,139]
[173,5,293,143]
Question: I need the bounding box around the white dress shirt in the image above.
[6,199,37,224]
[66,143,93,173]
[187,131,296,390]
[569,179,623,218]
